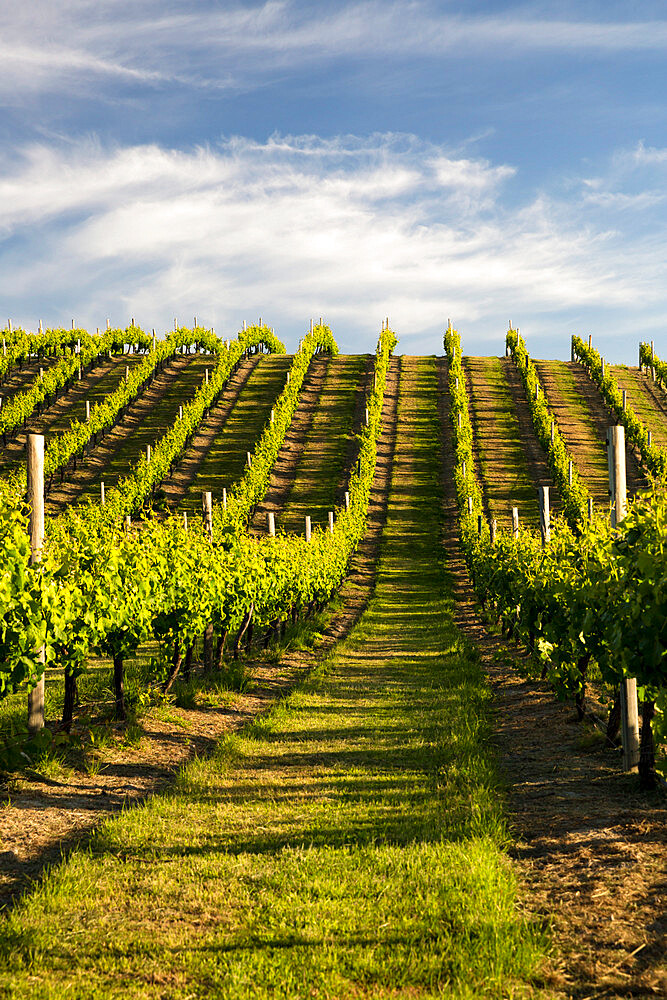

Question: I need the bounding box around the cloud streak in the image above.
[2,2,667,100]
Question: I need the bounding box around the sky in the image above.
[1,1,667,359]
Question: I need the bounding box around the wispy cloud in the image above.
[2,2,667,100]
[0,132,660,355]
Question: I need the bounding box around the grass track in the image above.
[464,356,542,528]
[0,356,547,999]
[279,354,369,532]
[178,354,292,513]
[609,364,667,450]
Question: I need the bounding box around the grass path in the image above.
[278,353,370,532]
[609,364,667,450]
[177,354,292,513]
[0,357,546,998]
[464,356,546,528]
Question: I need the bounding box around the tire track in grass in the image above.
[464,355,550,529]
[162,354,290,514]
[609,364,667,451]
[534,360,646,506]
[0,356,547,999]
[276,353,372,534]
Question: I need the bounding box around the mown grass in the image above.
[0,356,549,998]
[280,354,368,532]
[179,355,292,513]
[532,359,610,504]
[464,356,541,528]
[609,364,667,450]
[76,353,213,502]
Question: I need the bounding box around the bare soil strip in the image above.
[250,353,330,535]
[534,360,647,506]
[0,357,400,911]
[465,355,558,529]
[158,354,260,511]
[44,354,201,513]
[437,357,667,1000]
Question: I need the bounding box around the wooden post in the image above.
[606,428,616,514]
[477,514,483,537]
[78,364,82,380]
[222,487,227,510]
[344,491,350,511]
[571,337,575,362]
[202,491,213,539]
[588,333,592,348]
[490,518,497,545]
[622,388,627,411]
[588,497,593,523]
[648,429,653,447]
[467,496,473,516]
[601,358,605,379]
[457,412,462,430]
[365,407,369,426]
[568,460,573,487]
[183,511,188,531]
[651,339,654,361]
[610,425,627,527]
[267,511,275,536]
[205,368,209,385]
[246,451,252,468]
[100,481,105,506]
[305,515,311,541]
[125,514,131,531]
[538,486,550,546]
[535,382,539,400]
[85,399,90,421]
[328,511,334,534]
[512,506,519,539]
[270,408,275,424]
[462,460,466,477]
[27,434,45,734]
[146,444,151,463]
[106,318,110,330]
[179,405,183,421]
[125,365,129,382]
[620,678,640,771]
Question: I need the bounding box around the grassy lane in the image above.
[609,364,667,450]
[279,354,369,532]
[0,356,546,999]
[533,359,611,506]
[179,355,292,513]
[73,354,212,502]
[464,356,542,528]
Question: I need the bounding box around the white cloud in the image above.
[1,132,661,355]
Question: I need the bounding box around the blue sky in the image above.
[1,1,667,359]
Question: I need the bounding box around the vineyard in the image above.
[0,320,664,998]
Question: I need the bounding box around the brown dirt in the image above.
[44,354,198,513]
[158,354,260,510]
[437,356,667,1000]
[0,356,400,912]
[250,353,330,535]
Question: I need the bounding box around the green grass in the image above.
[533,359,610,504]
[179,355,292,512]
[464,356,541,528]
[77,354,213,501]
[42,353,148,437]
[609,364,667,450]
[0,356,548,998]
[280,354,368,532]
